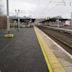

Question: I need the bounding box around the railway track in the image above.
[38,26,72,55]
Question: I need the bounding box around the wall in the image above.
[0,16,7,29]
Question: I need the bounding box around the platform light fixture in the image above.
[15,9,20,31]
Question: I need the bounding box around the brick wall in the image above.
[0,16,7,29]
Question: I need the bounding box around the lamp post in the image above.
[4,0,14,38]
[15,9,20,31]
[7,0,10,33]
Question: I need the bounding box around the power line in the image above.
[49,0,72,6]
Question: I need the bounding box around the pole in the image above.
[4,0,14,38]
[17,13,20,31]
[57,18,59,28]
[7,0,10,33]
[58,19,59,28]
[15,9,20,31]
[70,12,72,26]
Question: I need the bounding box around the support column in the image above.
[7,0,10,33]
[70,12,72,26]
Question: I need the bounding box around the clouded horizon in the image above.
[2,0,72,18]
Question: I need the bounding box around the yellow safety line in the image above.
[34,27,53,72]
[4,34,15,38]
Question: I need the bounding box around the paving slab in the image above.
[36,26,72,72]
[0,28,48,72]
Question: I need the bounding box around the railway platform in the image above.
[44,26,72,33]
[35,26,72,72]
[0,26,72,72]
[0,28,48,72]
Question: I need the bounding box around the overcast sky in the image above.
[2,0,72,18]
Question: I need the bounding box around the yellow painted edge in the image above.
[34,26,65,72]
[34,27,53,72]
[4,34,15,38]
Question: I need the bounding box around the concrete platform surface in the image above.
[35,27,72,72]
[34,27,65,72]
[0,28,48,72]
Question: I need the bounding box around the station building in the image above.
[40,16,70,27]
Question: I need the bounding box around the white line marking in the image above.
[38,27,72,59]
